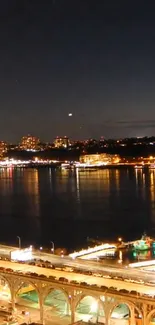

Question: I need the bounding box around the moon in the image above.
[68,113,72,117]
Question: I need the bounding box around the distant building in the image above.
[54,136,70,149]
[0,141,7,156]
[19,135,40,151]
[80,153,120,165]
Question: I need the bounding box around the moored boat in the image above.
[133,233,151,251]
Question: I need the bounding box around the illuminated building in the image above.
[0,141,7,156]
[19,135,40,151]
[79,153,120,166]
[54,136,70,148]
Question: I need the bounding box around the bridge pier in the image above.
[2,271,155,325]
[142,304,147,325]
[104,315,109,325]
[64,301,70,316]
[10,288,16,314]
[39,295,44,324]
[129,306,136,325]
[70,296,75,324]
[70,306,75,324]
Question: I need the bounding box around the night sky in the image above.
[1,0,155,142]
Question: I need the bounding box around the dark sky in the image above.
[1,0,155,142]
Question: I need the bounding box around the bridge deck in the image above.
[0,259,154,298]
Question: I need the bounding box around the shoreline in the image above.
[0,164,152,169]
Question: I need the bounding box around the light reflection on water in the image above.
[100,247,155,265]
[0,167,154,251]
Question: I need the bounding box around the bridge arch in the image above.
[0,274,12,289]
[146,309,155,325]
[43,286,71,318]
[0,274,12,301]
[43,285,70,305]
[108,299,143,324]
[15,280,40,322]
[75,293,101,309]
[15,279,40,298]
[75,294,105,323]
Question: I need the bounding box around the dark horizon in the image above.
[1,1,155,141]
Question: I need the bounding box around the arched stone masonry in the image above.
[1,272,155,325]
[146,308,155,325]
[106,298,143,325]
[74,293,105,323]
[43,286,71,318]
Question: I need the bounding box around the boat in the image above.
[133,233,151,251]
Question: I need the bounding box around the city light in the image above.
[0,158,59,167]
[11,247,33,261]
[90,301,98,313]
[54,136,70,148]
[79,153,120,166]
[20,135,40,151]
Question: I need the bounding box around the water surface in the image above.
[0,167,154,252]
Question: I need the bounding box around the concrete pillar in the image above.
[64,301,70,316]
[143,315,147,325]
[104,309,109,325]
[142,304,147,325]
[10,288,16,314]
[130,306,136,325]
[70,303,75,324]
[69,296,75,324]
[39,295,44,324]
[40,304,44,325]
[105,315,109,325]
[130,317,136,325]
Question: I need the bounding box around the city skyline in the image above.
[1,1,155,141]
[1,133,155,145]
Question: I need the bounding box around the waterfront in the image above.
[0,167,155,253]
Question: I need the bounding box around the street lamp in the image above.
[50,241,54,254]
[17,236,21,249]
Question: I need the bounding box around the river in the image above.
[0,167,155,255]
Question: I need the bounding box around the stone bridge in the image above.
[0,270,155,325]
